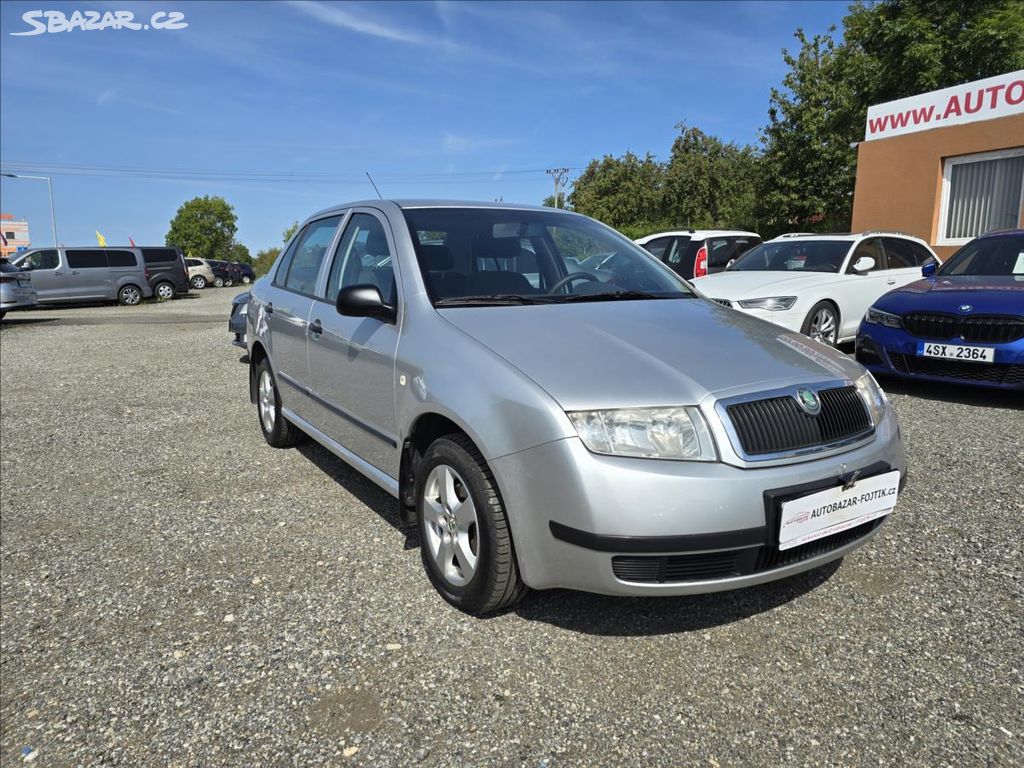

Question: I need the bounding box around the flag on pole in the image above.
[95,231,107,247]
[129,237,136,247]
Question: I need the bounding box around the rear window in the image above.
[66,250,108,269]
[106,250,137,267]
[142,248,180,264]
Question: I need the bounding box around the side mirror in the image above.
[726,258,736,270]
[336,284,396,323]
[921,261,937,277]
[852,256,875,274]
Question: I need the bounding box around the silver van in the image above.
[12,247,153,305]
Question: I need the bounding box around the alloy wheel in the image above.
[809,308,837,345]
[121,286,141,305]
[422,464,479,587]
[258,369,276,433]
[156,283,174,300]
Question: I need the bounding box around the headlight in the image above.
[737,296,798,311]
[864,306,901,328]
[567,407,717,461]
[854,372,888,425]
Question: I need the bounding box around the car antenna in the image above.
[365,172,383,199]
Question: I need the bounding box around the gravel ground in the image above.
[1,289,1021,767]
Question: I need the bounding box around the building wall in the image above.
[0,213,31,258]
[851,113,1024,260]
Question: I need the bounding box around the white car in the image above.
[635,230,762,281]
[698,232,938,346]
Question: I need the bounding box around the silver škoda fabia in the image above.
[247,201,906,615]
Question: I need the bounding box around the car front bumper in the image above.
[857,322,1024,390]
[490,407,905,596]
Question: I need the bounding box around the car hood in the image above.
[875,275,1024,314]
[696,270,837,300]
[439,299,863,411]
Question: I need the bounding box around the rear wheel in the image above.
[255,359,305,448]
[242,276,252,285]
[118,285,143,306]
[190,275,207,289]
[417,435,526,615]
[801,301,839,346]
[154,281,175,301]
[214,277,224,288]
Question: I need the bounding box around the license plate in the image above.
[917,342,994,363]
[778,470,900,551]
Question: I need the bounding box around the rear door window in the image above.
[280,216,342,295]
[66,250,108,269]
[105,250,137,267]
[141,248,179,264]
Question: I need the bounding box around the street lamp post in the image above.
[1,172,59,248]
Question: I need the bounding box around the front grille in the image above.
[611,520,882,584]
[712,298,732,307]
[902,313,1024,343]
[725,385,872,457]
[887,352,1023,385]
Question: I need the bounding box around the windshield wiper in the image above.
[435,294,547,307]
[558,290,694,303]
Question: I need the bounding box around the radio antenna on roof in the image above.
[365,172,383,199]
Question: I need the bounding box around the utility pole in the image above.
[546,167,569,209]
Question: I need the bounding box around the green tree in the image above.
[252,247,281,277]
[229,242,252,264]
[569,152,668,233]
[664,124,761,231]
[760,0,1024,234]
[282,220,300,243]
[166,196,238,261]
[541,192,568,209]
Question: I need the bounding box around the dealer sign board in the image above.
[864,70,1024,141]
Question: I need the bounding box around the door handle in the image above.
[308,320,323,336]
[265,303,273,315]
[887,279,897,285]
[53,271,63,276]
[71,270,80,275]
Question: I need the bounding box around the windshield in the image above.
[402,208,694,305]
[938,234,1024,276]
[730,240,851,273]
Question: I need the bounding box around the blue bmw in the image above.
[856,229,1024,391]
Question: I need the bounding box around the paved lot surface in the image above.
[1,289,1022,767]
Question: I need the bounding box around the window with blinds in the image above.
[941,149,1024,243]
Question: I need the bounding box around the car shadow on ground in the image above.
[296,441,419,550]
[511,561,841,636]
[877,374,1022,410]
[0,316,58,327]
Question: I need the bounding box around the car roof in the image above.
[636,230,760,242]
[976,228,1024,239]
[307,199,578,220]
[767,231,930,244]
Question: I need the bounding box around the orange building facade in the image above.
[851,71,1024,261]
[0,213,32,258]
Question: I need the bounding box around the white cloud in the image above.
[286,0,431,45]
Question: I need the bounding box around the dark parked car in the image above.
[229,291,249,347]
[235,262,255,284]
[141,246,190,300]
[208,260,242,287]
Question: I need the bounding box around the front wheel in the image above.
[801,301,839,346]
[242,276,252,285]
[191,275,207,289]
[118,285,143,306]
[417,435,526,615]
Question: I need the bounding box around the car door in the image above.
[64,249,112,299]
[307,210,401,477]
[264,215,343,423]
[14,249,66,301]
[838,238,890,338]
[882,237,932,290]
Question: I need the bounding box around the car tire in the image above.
[154,281,175,301]
[191,275,207,289]
[801,301,839,347]
[214,277,224,288]
[255,358,305,448]
[118,285,143,306]
[242,276,252,285]
[417,434,526,615]
[224,279,234,288]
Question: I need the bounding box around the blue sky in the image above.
[0,0,847,251]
